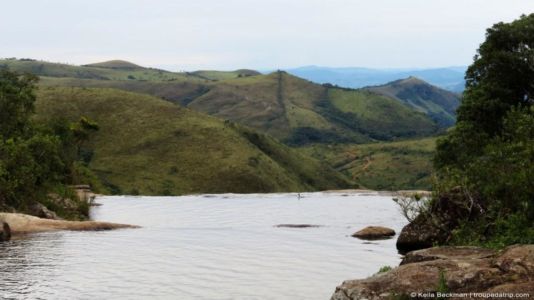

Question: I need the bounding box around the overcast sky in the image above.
[1,0,533,70]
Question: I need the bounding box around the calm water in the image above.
[0,192,407,300]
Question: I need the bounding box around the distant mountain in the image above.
[284,66,467,92]
[364,77,461,127]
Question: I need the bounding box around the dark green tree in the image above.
[0,69,38,139]
[432,14,534,247]
[435,14,534,169]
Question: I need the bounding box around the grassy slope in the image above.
[302,137,437,190]
[6,60,441,145]
[190,69,262,81]
[189,72,439,144]
[34,87,352,195]
[365,77,461,127]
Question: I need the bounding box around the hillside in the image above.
[39,70,440,144]
[187,71,439,144]
[83,60,143,69]
[34,87,353,195]
[302,137,437,190]
[0,58,197,81]
[364,77,461,127]
[190,69,261,81]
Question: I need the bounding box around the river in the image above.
[0,191,407,300]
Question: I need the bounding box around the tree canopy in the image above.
[433,14,534,247]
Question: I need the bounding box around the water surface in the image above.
[0,192,406,300]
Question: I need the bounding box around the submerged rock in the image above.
[0,213,139,235]
[352,226,395,240]
[275,224,322,228]
[330,245,534,300]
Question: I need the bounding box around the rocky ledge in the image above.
[331,245,534,300]
[0,213,139,240]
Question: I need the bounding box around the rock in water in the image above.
[330,245,534,300]
[352,226,395,240]
[0,222,11,242]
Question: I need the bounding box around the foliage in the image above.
[0,68,100,219]
[393,193,431,222]
[377,265,392,274]
[436,269,449,296]
[432,14,534,247]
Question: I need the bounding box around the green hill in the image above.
[5,59,441,145]
[186,71,439,144]
[34,87,352,195]
[364,77,461,127]
[83,60,144,70]
[190,69,261,81]
[0,58,195,81]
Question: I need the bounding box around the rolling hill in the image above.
[31,60,441,144]
[364,77,461,127]
[0,58,195,81]
[34,87,353,195]
[178,71,440,144]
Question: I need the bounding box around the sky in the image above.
[1,0,533,71]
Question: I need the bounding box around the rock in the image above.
[396,188,475,253]
[396,214,443,253]
[275,224,322,228]
[401,246,496,265]
[28,202,60,220]
[330,245,534,300]
[0,213,139,235]
[0,222,11,242]
[352,226,396,240]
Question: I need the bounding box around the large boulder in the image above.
[352,226,396,240]
[331,245,534,300]
[396,188,476,253]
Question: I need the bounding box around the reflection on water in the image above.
[0,192,407,300]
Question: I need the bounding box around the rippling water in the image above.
[0,192,407,300]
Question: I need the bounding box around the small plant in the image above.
[377,265,392,274]
[436,269,448,298]
[393,193,430,222]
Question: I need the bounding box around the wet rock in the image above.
[352,226,395,240]
[330,245,534,300]
[275,224,322,228]
[0,213,139,235]
[0,222,11,242]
